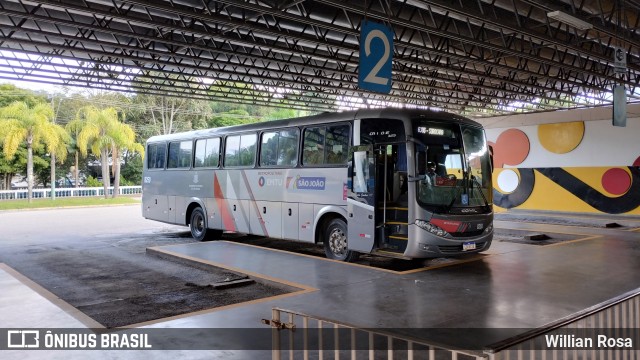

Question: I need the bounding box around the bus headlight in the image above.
[415,220,448,237]
[484,223,493,233]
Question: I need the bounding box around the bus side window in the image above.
[302,127,325,166]
[238,133,257,167]
[260,128,299,167]
[225,133,256,168]
[194,138,220,168]
[278,129,299,166]
[167,141,192,169]
[303,124,349,166]
[157,144,165,168]
[326,125,349,165]
[146,143,166,169]
[167,142,179,168]
[260,131,279,166]
[225,135,241,167]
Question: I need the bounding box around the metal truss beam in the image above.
[0,0,637,117]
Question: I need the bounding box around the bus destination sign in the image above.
[417,127,445,136]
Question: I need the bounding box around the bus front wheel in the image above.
[324,218,359,262]
[190,207,222,241]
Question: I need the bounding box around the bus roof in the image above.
[146,107,481,143]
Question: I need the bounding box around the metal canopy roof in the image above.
[0,0,638,117]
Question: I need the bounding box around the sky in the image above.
[1,78,64,94]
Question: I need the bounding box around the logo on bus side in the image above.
[258,176,283,187]
[287,176,326,190]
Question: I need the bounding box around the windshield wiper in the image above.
[470,174,489,207]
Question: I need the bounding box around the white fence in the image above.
[263,308,486,360]
[0,186,142,200]
[265,288,640,360]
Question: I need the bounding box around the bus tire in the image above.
[323,218,359,262]
[190,207,222,241]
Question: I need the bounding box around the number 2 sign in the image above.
[358,20,394,94]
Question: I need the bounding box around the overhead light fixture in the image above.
[547,10,593,30]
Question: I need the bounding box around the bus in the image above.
[142,108,493,261]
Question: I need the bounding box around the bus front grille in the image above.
[449,230,485,238]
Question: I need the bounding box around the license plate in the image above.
[462,242,476,251]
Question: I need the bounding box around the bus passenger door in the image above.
[347,147,376,252]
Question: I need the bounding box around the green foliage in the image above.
[119,175,136,186]
[263,108,306,121]
[121,153,143,185]
[0,100,70,200]
[32,152,52,186]
[206,109,258,128]
[0,146,27,190]
[85,175,103,187]
[128,88,212,137]
[0,101,68,162]
[74,105,143,197]
[0,83,48,108]
[0,145,27,175]
[0,83,313,194]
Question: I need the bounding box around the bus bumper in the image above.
[403,224,493,258]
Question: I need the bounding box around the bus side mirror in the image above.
[348,157,354,178]
[488,145,494,173]
[352,150,370,193]
[416,151,426,174]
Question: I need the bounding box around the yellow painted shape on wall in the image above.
[538,122,585,154]
[516,169,598,213]
[490,166,640,215]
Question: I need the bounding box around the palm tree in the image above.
[76,106,143,198]
[110,122,144,197]
[65,118,87,188]
[0,101,69,202]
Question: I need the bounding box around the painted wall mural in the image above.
[487,117,640,215]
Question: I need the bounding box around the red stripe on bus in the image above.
[214,174,235,231]
[241,170,268,237]
[430,218,461,233]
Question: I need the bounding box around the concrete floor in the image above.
[1,211,640,359]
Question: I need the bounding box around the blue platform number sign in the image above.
[358,20,393,94]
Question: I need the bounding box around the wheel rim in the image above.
[328,227,347,256]
[193,213,205,237]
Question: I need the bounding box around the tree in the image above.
[110,121,144,197]
[0,101,68,202]
[129,93,211,137]
[0,83,48,108]
[75,106,143,198]
[65,117,86,188]
[120,152,143,185]
[206,109,258,128]
[0,145,26,190]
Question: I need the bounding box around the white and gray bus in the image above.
[142,108,493,261]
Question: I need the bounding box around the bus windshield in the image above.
[412,120,492,212]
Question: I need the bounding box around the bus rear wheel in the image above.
[323,218,359,262]
[190,207,222,241]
